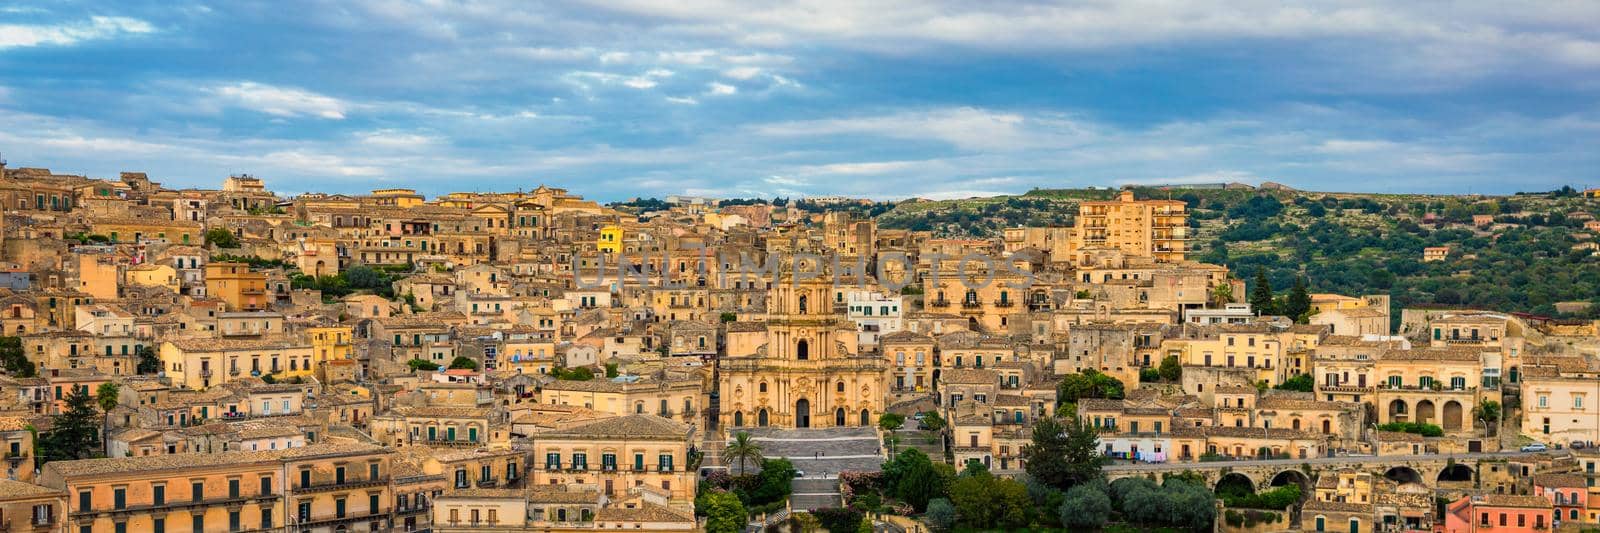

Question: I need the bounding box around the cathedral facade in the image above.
[718,263,889,429]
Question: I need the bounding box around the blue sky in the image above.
[1,1,1597,201]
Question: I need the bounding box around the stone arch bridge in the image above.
[1103,451,1533,493]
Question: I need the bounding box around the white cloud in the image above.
[1315,139,1402,154]
[575,0,1600,85]
[358,130,438,148]
[0,16,154,49]
[753,107,1095,151]
[565,69,675,91]
[802,161,922,175]
[1118,171,1260,186]
[665,96,699,105]
[705,82,737,95]
[209,82,349,119]
[764,175,806,186]
[722,66,764,80]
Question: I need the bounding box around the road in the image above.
[1101,450,1547,472]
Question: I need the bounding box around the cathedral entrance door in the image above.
[796,399,811,428]
[834,408,845,426]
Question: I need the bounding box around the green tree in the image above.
[1055,402,1077,420]
[407,358,440,371]
[1059,483,1112,529]
[1209,282,1234,307]
[96,382,120,412]
[882,449,948,512]
[878,412,905,455]
[790,512,821,533]
[949,471,1030,530]
[1275,373,1314,392]
[701,492,746,533]
[1056,369,1124,404]
[1158,355,1182,382]
[1286,276,1312,322]
[344,265,384,289]
[204,228,239,248]
[604,363,619,378]
[135,345,159,374]
[1473,399,1502,436]
[720,312,737,323]
[918,411,945,432]
[0,337,34,377]
[723,432,764,477]
[878,412,905,433]
[1022,416,1104,491]
[1249,268,1275,315]
[447,356,479,370]
[40,387,102,462]
[924,498,956,531]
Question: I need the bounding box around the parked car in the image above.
[1521,443,1549,453]
[1571,440,1589,450]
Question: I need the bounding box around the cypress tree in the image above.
[1249,268,1275,315]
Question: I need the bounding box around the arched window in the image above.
[836,381,845,393]
[798,295,808,314]
[758,382,768,393]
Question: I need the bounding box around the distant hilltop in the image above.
[1120,181,1296,192]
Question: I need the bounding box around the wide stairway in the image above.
[734,427,883,511]
[790,476,843,510]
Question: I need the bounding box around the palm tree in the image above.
[1209,282,1234,308]
[723,432,764,477]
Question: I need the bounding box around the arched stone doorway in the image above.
[1438,463,1474,483]
[1215,472,1255,499]
[834,408,845,426]
[1384,466,1423,486]
[758,409,769,427]
[734,411,744,427]
[860,409,870,426]
[1416,400,1436,425]
[796,399,811,428]
[1388,399,1408,423]
[1442,400,1463,431]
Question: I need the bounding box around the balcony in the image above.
[296,476,390,494]
[928,299,950,308]
[993,299,1014,308]
[475,479,499,488]
[961,300,982,309]
[1377,383,1475,393]
[77,495,275,519]
[1319,385,1374,394]
[296,509,389,528]
[199,369,213,378]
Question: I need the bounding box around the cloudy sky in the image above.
[1,1,1598,200]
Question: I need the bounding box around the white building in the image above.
[1184,303,1255,325]
[846,290,904,347]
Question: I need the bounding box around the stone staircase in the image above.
[891,429,945,461]
[699,431,727,470]
[790,476,843,510]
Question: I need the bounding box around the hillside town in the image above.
[0,162,1597,533]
